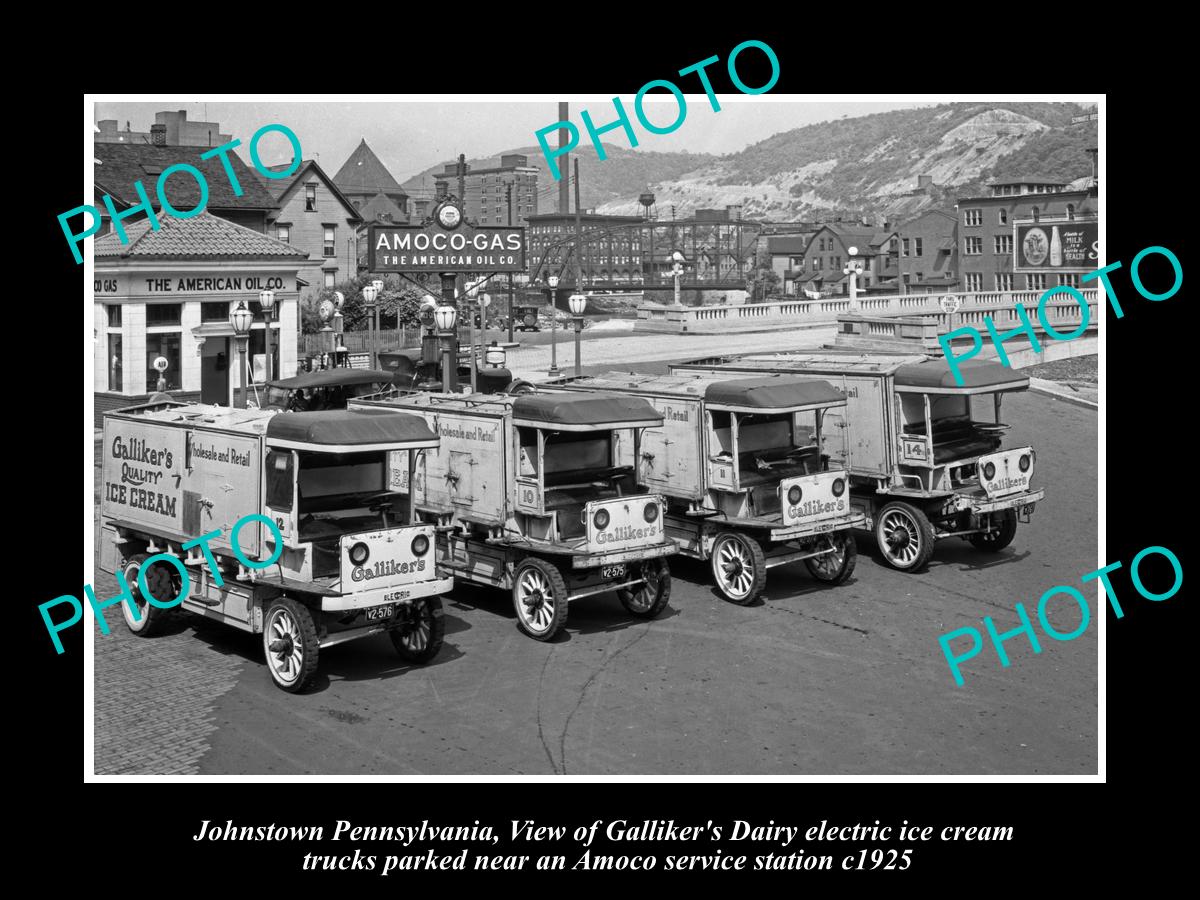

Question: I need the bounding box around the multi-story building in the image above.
[435,155,540,226]
[796,224,899,297]
[895,208,959,293]
[256,160,363,302]
[333,139,410,223]
[526,212,646,286]
[955,176,1098,293]
[92,142,279,235]
[95,109,232,148]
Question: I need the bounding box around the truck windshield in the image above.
[295,449,406,539]
[900,393,1005,462]
[542,431,632,488]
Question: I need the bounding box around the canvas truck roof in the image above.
[267,368,395,390]
[549,371,845,413]
[892,358,1030,394]
[512,392,663,432]
[673,353,1031,395]
[105,402,279,435]
[265,409,439,452]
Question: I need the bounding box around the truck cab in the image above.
[99,402,453,692]
[350,390,677,640]
[671,353,1046,572]
[542,372,866,603]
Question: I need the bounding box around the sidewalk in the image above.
[1027,376,1098,410]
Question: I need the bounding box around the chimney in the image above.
[150,124,167,146]
[434,179,449,201]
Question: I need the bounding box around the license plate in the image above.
[1022,504,1036,515]
[601,564,627,579]
[364,604,394,621]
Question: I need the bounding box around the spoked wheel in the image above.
[119,553,174,637]
[875,501,936,572]
[512,558,569,641]
[804,531,858,585]
[617,558,672,618]
[710,531,767,605]
[263,597,319,693]
[389,596,446,664]
[969,508,1018,551]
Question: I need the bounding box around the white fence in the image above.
[638,289,1099,334]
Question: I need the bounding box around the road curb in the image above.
[1028,379,1098,410]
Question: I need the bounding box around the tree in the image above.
[300,274,436,335]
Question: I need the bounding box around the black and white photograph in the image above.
[78,92,1104,778]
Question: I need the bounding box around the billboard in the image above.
[1014,219,1098,273]
[368,223,526,273]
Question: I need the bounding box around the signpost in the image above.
[939,293,961,332]
[364,199,526,393]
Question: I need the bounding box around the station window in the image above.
[145,332,181,390]
[201,302,227,322]
[146,303,182,326]
[107,333,123,392]
[106,305,122,327]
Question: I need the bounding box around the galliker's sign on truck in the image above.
[368,222,526,273]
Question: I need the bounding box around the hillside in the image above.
[401,144,716,213]
[401,103,1097,225]
[591,101,1098,222]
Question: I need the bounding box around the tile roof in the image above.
[333,139,407,198]
[94,142,279,212]
[94,210,310,259]
[987,175,1070,186]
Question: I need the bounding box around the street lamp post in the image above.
[361,283,379,369]
[229,300,253,408]
[569,293,587,377]
[671,251,685,307]
[546,273,560,376]
[471,291,491,393]
[331,290,346,367]
[843,246,865,308]
[434,305,458,393]
[258,288,276,382]
[371,279,384,368]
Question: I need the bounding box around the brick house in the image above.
[955,177,1098,293]
[896,208,959,293]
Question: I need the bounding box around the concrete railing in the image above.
[637,289,1098,335]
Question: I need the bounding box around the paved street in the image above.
[92,377,1097,776]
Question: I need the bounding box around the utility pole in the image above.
[558,101,570,215]
[573,158,584,291]
[507,183,515,343]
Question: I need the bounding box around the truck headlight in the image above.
[787,485,803,505]
[982,462,996,480]
[1019,453,1031,472]
[832,478,845,497]
[593,509,610,530]
[411,534,430,556]
[643,502,659,523]
[349,542,370,565]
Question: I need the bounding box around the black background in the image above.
[22,33,1188,886]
